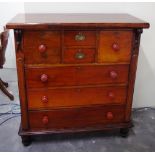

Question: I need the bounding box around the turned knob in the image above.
[42,116,49,125]
[108,92,115,99]
[106,112,114,120]
[38,44,46,53]
[112,43,119,51]
[40,74,48,82]
[110,71,118,79]
[42,96,48,103]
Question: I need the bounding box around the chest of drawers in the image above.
[6,13,149,146]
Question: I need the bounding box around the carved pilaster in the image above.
[125,28,143,122]
[133,28,143,55]
[16,57,29,130]
[15,29,28,130]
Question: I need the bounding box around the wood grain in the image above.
[29,105,125,130]
[27,85,127,109]
[25,64,129,88]
[98,30,133,63]
[63,48,96,64]
[6,13,150,29]
[5,14,149,142]
[23,30,61,64]
[64,31,96,47]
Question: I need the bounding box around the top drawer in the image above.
[98,31,133,63]
[23,31,61,64]
[64,31,96,47]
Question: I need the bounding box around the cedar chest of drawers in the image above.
[6,13,149,146]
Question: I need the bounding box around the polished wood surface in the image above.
[29,105,125,130]
[0,30,8,67]
[6,13,149,29]
[27,85,127,109]
[6,13,149,145]
[98,30,133,63]
[25,64,129,88]
[23,30,61,64]
[0,29,14,100]
[64,31,96,46]
[63,48,96,63]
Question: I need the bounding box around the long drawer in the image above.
[27,85,127,110]
[25,64,129,88]
[29,105,125,130]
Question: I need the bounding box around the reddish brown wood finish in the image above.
[6,14,149,144]
[63,48,95,63]
[98,31,133,63]
[25,64,129,88]
[29,105,125,130]
[23,30,61,64]
[27,85,127,109]
[64,31,96,47]
[0,29,14,100]
[125,29,142,122]
[6,14,150,29]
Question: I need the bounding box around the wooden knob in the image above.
[110,71,118,79]
[38,44,46,53]
[112,43,119,51]
[42,116,49,125]
[40,74,48,82]
[42,96,48,103]
[106,112,113,120]
[76,66,81,70]
[108,92,115,99]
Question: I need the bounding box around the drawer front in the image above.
[26,65,129,88]
[23,31,61,64]
[29,105,125,130]
[98,31,133,63]
[28,86,127,110]
[63,48,95,63]
[64,31,96,46]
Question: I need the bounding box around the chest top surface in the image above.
[6,13,149,29]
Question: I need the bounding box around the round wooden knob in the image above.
[106,112,113,120]
[40,74,48,82]
[110,71,118,79]
[112,43,119,51]
[108,92,115,99]
[42,116,49,125]
[42,96,48,103]
[38,44,46,53]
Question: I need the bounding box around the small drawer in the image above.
[23,31,61,64]
[27,86,127,110]
[63,48,95,64]
[64,31,96,47]
[98,31,133,63]
[29,105,125,130]
[25,64,129,88]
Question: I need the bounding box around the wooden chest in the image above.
[6,13,149,146]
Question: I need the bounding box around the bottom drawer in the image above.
[29,105,125,130]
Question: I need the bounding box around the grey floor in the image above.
[0,69,155,152]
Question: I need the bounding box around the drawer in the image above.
[23,31,61,64]
[26,64,129,88]
[63,48,95,64]
[28,86,127,110]
[29,105,125,130]
[98,31,133,63]
[64,31,96,46]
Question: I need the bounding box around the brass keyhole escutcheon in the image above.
[75,51,85,59]
[75,32,86,41]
